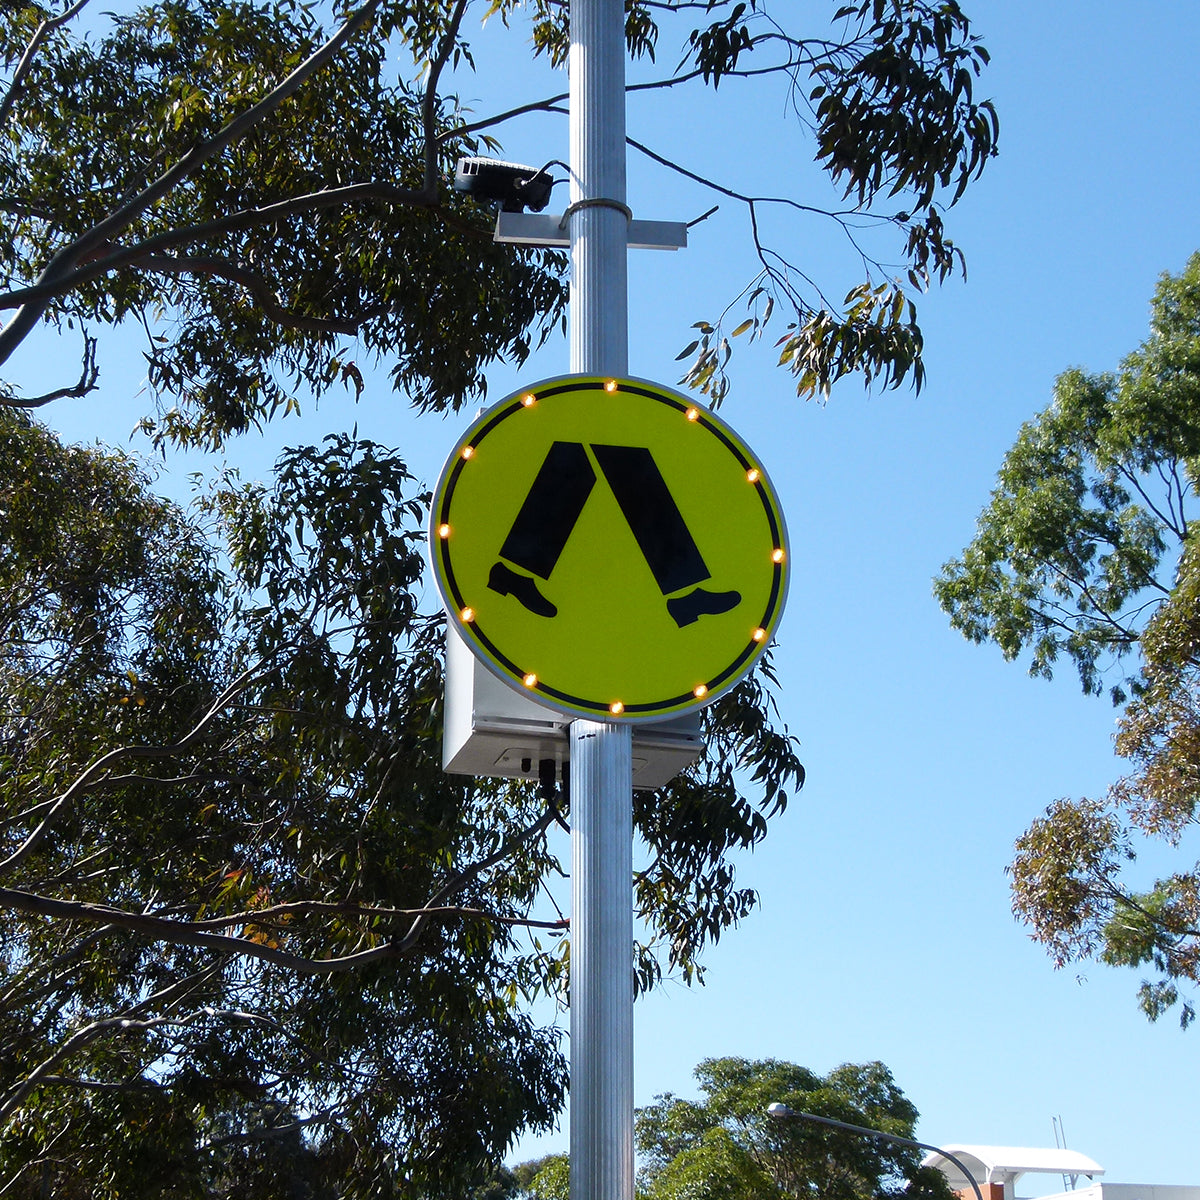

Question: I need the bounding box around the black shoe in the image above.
[666,587,742,627]
[488,562,558,618]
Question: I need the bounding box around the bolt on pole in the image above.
[567,1,635,1200]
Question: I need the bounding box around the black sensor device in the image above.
[454,157,554,213]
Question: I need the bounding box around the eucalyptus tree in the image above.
[1,0,998,1191]
[635,1057,952,1200]
[484,1058,951,1200]
[937,251,1200,1029]
[0,408,805,1195]
[0,0,998,438]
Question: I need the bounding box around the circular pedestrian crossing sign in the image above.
[430,375,789,722]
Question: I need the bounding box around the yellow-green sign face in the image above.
[430,376,789,722]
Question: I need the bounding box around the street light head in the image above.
[767,1103,794,1119]
[454,156,555,213]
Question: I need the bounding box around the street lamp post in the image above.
[765,1103,984,1200]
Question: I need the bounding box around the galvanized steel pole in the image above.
[568,2,634,1200]
[568,0,628,374]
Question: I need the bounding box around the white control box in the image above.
[442,624,703,790]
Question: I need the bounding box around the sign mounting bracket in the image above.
[494,210,687,251]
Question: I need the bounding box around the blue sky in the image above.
[15,0,1200,1189]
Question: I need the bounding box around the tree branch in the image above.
[0,0,388,366]
[0,1128,71,1199]
[198,1105,343,1151]
[0,927,112,1010]
[0,888,565,975]
[0,0,95,129]
[439,58,823,144]
[1,333,97,408]
[140,896,568,934]
[626,132,886,226]
[0,0,473,360]
[135,253,359,335]
[420,0,470,195]
[0,657,277,876]
[0,797,567,975]
[0,968,217,1124]
[405,799,561,948]
[31,1074,157,1093]
[0,182,435,314]
[1115,459,1189,545]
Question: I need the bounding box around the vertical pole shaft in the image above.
[569,0,628,377]
[568,4,633,1200]
[569,719,633,1200]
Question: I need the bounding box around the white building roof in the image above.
[921,1145,1105,1189]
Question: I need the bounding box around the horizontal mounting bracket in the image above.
[494,210,687,251]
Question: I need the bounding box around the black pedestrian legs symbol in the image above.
[487,440,741,628]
